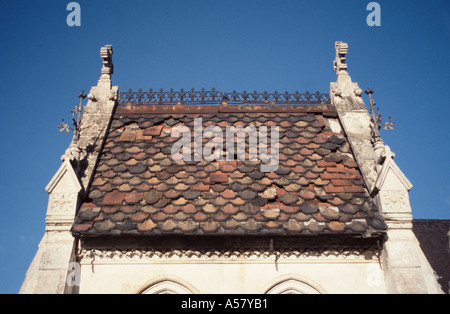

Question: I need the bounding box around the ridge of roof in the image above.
[116,103,337,115]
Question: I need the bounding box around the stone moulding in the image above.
[79,246,380,264]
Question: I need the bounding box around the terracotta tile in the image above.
[327,221,346,232]
[103,191,125,206]
[221,219,239,230]
[298,190,315,200]
[193,212,208,222]
[161,220,177,232]
[343,185,366,193]
[117,130,137,142]
[230,197,246,206]
[239,189,257,200]
[131,212,149,223]
[143,190,163,205]
[320,172,342,180]
[155,183,169,191]
[174,183,190,191]
[137,218,157,232]
[124,192,144,205]
[73,222,94,232]
[280,204,300,214]
[121,205,138,214]
[210,171,229,184]
[223,203,239,215]
[211,184,227,192]
[102,206,119,214]
[221,189,237,199]
[280,192,298,205]
[136,130,153,141]
[202,204,218,214]
[173,197,188,206]
[182,190,200,200]
[331,179,352,186]
[191,182,210,191]
[327,164,347,173]
[164,190,181,199]
[163,204,180,214]
[323,185,345,193]
[179,219,198,233]
[182,204,198,214]
[262,208,280,220]
[343,158,358,168]
[292,154,305,161]
[299,147,314,156]
[92,177,107,187]
[143,125,163,136]
[283,220,304,232]
[242,219,261,232]
[280,120,292,128]
[201,221,220,233]
[151,211,168,222]
[266,172,279,179]
[265,121,277,126]
[295,137,310,144]
[305,171,319,179]
[275,166,291,175]
[110,146,124,154]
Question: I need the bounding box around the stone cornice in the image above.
[79,246,380,264]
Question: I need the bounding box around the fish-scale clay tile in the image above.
[72,107,386,238]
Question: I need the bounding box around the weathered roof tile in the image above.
[73,105,386,238]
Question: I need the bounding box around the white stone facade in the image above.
[77,247,384,294]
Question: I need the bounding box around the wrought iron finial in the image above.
[365,86,395,143]
[78,90,87,100]
[58,91,89,144]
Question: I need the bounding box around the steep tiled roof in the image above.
[72,104,387,237]
[413,219,450,294]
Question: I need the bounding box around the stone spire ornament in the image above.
[333,41,349,76]
[100,45,114,80]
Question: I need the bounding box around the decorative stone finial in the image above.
[333,41,349,76]
[61,142,81,164]
[100,45,114,79]
[88,45,118,101]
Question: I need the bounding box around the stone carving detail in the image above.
[48,193,78,215]
[379,190,410,213]
[330,83,342,97]
[100,45,114,77]
[353,83,363,97]
[333,41,349,75]
[79,247,379,262]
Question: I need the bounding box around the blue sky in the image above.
[0,0,448,293]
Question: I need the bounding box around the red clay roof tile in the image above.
[72,105,385,238]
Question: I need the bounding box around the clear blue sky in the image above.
[0,0,448,293]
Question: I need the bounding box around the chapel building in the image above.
[20,43,446,294]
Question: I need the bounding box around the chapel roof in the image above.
[72,96,387,238]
